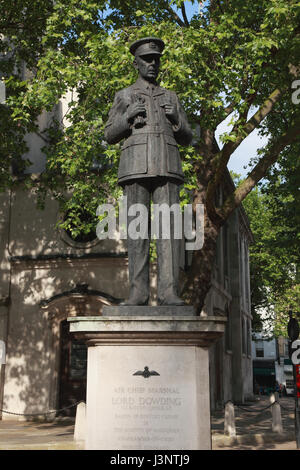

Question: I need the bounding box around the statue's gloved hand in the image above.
[161,103,179,126]
[126,102,146,122]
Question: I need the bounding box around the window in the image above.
[61,208,99,248]
[284,341,289,357]
[242,318,246,354]
[214,232,222,284]
[244,242,250,310]
[239,237,245,305]
[255,340,264,358]
[223,223,229,290]
[223,224,228,276]
[225,304,232,352]
[247,320,251,356]
[0,80,5,104]
[256,349,264,358]
[70,342,87,380]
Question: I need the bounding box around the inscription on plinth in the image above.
[111,384,182,447]
[86,345,211,450]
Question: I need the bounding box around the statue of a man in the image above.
[104,37,193,306]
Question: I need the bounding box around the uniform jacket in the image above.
[104,77,193,185]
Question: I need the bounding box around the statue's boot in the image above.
[158,294,185,306]
[120,295,149,306]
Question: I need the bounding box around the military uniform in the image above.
[104,38,193,305]
[105,76,192,184]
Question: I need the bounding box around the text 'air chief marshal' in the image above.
[104,37,193,307]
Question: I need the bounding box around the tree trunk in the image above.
[181,205,219,315]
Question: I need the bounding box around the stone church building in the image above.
[0,100,254,420]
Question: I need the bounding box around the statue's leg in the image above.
[124,180,150,305]
[152,179,184,305]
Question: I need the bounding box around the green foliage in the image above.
[242,180,299,334]
[273,285,300,338]
[1,0,300,244]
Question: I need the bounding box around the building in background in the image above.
[276,336,294,396]
[252,333,294,396]
[252,333,277,394]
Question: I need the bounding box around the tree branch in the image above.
[181,3,190,27]
[222,88,282,162]
[164,1,186,27]
[0,16,49,31]
[205,88,283,219]
[220,115,300,220]
[216,76,255,125]
[217,0,224,14]
[239,90,258,123]
[223,101,236,117]
[209,0,218,13]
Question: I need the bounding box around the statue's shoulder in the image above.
[116,83,135,97]
[111,85,135,106]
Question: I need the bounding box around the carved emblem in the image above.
[133,366,160,378]
[149,42,158,50]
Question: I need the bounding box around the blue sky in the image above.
[215,114,269,178]
[173,0,208,20]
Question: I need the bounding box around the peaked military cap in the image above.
[130,37,165,57]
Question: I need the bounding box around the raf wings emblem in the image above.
[133,366,160,379]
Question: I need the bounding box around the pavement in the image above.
[0,418,80,450]
[0,396,298,450]
[211,395,298,450]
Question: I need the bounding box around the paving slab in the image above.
[0,419,81,450]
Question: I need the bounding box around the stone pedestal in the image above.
[69,314,226,450]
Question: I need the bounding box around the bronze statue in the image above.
[104,37,193,306]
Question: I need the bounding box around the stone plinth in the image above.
[102,305,196,316]
[68,315,226,450]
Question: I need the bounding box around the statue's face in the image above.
[134,54,160,82]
